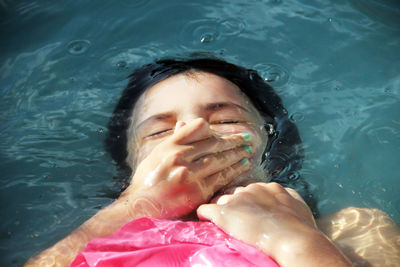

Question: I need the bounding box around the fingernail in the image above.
[241,132,252,142]
[215,133,222,137]
[243,145,253,154]
[240,158,249,166]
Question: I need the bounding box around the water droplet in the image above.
[289,112,304,122]
[336,183,343,188]
[116,60,127,69]
[253,63,289,87]
[67,40,91,55]
[180,19,220,47]
[200,33,215,43]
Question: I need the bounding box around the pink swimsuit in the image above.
[71,217,279,267]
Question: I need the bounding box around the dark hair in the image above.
[105,57,318,216]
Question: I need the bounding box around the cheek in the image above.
[135,138,165,165]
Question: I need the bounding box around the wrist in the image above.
[257,228,352,267]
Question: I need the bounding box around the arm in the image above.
[317,207,400,267]
[197,182,353,267]
[24,193,152,266]
[25,119,253,266]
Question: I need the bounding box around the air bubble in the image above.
[289,112,304,122]
[253,63,289,87]
[67,40,91,55]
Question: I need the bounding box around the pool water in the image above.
[0,0,399,265]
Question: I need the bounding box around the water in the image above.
[0,0,399,265]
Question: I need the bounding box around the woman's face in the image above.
[128,71,268,170]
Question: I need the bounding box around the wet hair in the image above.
[105,57,318,216]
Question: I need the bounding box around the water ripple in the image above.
[253,63,290,87]
[93,45,162,87]
[180,17,246,47]
[67,40,91,55]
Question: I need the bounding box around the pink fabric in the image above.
[71,217,279,267]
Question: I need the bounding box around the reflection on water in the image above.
[318,207,400,267]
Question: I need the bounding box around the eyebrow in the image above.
[136,112,175,130]
[136,101,250,129]
[204,102,250,113]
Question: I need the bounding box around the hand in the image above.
[122,118,255,219]
[197,182,353,267]
[197,182,316,253]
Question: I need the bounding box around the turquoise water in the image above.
[1,0,399,265]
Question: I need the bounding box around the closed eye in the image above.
[146,128,173,138]
[212,120,241,124]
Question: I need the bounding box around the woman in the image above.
[25,58,399,266]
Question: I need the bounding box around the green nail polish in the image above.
[240,158,249,166]
[243,145,253,153]
[241,132,252,142]
[215,133,222,137]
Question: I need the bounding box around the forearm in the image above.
[24,193,156,266]
[267,230,353,267]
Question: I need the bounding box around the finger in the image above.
[284,187,307,205]
[197,203,222,222]
[172,118,213,145]
[203,158,251,197]
[185,132,253,161]
[209,185,243,203]
[233,186,246,194]
[215,194,235,205]
[190,146,253,177]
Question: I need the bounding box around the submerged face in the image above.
[128,71,268,171]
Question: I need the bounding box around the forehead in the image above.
[135,72,252,118]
